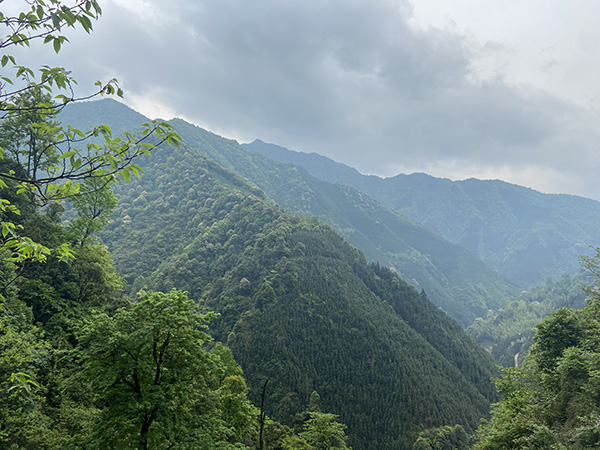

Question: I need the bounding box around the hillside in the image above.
[245,139,600,286]
[57,98,151,136]
[98,138,498,449]
[168,118,517,325]
[59,99,518,325]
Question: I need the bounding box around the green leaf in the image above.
[51,13,60,29]
[60,150,77,159]
[79,15,93,33]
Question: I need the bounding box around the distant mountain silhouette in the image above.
[245,139,600,286]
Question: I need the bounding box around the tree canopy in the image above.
[473,248,600,449]
[76,289,256,449]
[0,1,179,267]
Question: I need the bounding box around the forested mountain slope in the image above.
[60,99,517,325]
[168,118,516,326]
[57,97,151,136]
[245,139,600,286]
[98,140,499,450]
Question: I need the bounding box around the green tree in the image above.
[282,435,314,450]
[0,88,61,180]
[307,391,322,413]
[412,438,433,450]
[0,1,179,266]
[530,307,586,375]
[0,300,53,448]
[473,248,600,449]
[68,176,117,247]
[299,412,351,450]
[76,290,254,449]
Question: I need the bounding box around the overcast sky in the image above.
[9,0,600,200]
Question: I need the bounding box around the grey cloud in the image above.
[9,0,600,200]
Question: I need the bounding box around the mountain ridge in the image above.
[244,139,600,286]
[167,118,517,325]
[60,99,518,326]
[96,135,498,450]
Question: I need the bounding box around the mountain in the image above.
[59,100,517,326]
[166,118,517,325]
[97,137,498,450]
[57,98,151,136]
[57,100,502,448]
[244,139,600,286]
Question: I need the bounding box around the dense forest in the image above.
[97,136,499,449]
[244,140,600,287]
[3,2,600,449]
[1,89,500,449]
[64,101,595,369]
[60,100,517,327]
[473,254,600,448]
[467,274,586,367]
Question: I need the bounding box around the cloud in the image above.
[7,0,600,200]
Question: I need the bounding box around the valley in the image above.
[3,2,600,448]
[65,100,600,446]
[2,97,597,449]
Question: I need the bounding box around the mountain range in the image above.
[57,98,600,447]
[60,100,521,326]
[99,135,497,450]
[58,99,504,448]
[244,139,600,286]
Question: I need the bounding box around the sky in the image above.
[7,0,600,200]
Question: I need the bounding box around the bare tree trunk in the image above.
[259,379,269,450]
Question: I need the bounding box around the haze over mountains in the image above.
[55,98,600,447]
[245,139,600,287]
[59,99,502,449]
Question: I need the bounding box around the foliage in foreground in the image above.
[0,0,179,267]
[467,274,585,367]
[473,250,600,449]
[75,289,256,449]
[0,184,350,447]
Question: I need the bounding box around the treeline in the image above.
[472,251,600,448]
[101,136,499,449]
[467,274,586,366]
